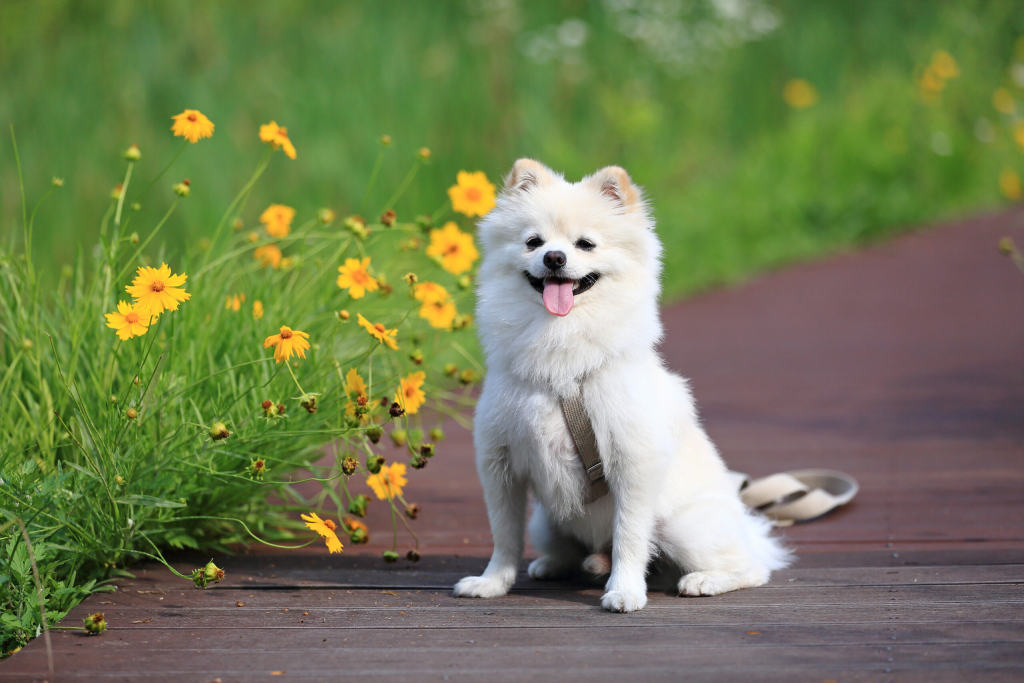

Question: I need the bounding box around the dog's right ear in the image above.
[503,158,555,194]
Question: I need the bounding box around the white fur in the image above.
[453,160,791,612]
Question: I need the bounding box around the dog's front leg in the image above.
[453,452,527,598]
[601,487,655,613]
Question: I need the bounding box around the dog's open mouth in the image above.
[524,272,600,317]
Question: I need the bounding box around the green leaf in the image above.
[115,495,186,509]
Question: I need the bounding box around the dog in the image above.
[453,159,791,612]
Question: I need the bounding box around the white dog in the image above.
[453,159,790,612]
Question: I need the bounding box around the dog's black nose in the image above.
[543,250,566,271]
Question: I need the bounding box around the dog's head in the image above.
[476,159,663,386]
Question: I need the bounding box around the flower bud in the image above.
[249,458,269,480]
[129,232,139,245]
[390,429,407,447]
[301,397,318,414]
[84,612,106,635]
[204,560,225,583]
[277,404,286,416]
[380,209,396,227]
[209,422,230,440]
[420,443,435,458]
[337,309,350,321]
[380,396,391,407]
[404,503,420,520]
[457,274,472,290]
[319,208,336,225]
[111,184,124,200]
[341,457,358,476]
[403,272,418,286]
[52,177,64,188]
[247,231,259,243]
[382,550,399,563]
[21,338,33,351]
[999,237,1017,257]
[126,408,138,420]
[443,363,459,377]
[348,494,369,518]
[109,395,118,404]
[389,402,405,418]
[366,425,384,444]
[124,143,142,161]
[61,264,73,278]
[406,549,421,562]
[410,455,427,470]
[429,427,445,442]
[409,349,424,365]
[133,376,142,386]
[453,314,473,330]
[380,134,392,147]
[261,400,277,417]
[349,527,369,544]
[173,180,191,197]
[366,454,385,475]
[114,474,125,485]
[417,147,431,162]
[131,202,141,211]
[459,369,478,386]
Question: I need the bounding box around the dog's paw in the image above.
[582,552,612,576]
[453,575,510,599]
[601,589,647,613]
[527,556,572,581]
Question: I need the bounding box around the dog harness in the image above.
[561,388,610,504]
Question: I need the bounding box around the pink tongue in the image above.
[543,280,574,316]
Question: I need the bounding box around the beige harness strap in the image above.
[561,390,610,504]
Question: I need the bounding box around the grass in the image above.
[2,1,1024,299]
[0,125,479,655]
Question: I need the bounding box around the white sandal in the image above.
[729,469,859,527]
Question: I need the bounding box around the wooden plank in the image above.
[110,559,1024,591]
[4,638,1023,679]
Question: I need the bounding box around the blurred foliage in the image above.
[3,0,1024,298]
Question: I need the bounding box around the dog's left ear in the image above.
[586,166,640,209]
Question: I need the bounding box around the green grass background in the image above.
[2,0,1024,299]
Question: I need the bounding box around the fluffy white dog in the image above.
[453,159,790,612]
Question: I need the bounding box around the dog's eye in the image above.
[525,236,545,250]
[575,238,596,252]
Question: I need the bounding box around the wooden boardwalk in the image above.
[4,210,1024,681]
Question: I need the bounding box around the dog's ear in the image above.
[587,166,640,209]
[503,158,555,194]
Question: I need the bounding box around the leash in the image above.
[560,390,858,523]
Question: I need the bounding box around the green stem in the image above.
[202,147,273,272]
[114,161,135,231]
[133,139,187,203]
[381,157,424,213]
[360,146,387,213]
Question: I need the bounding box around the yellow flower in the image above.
[367,463,407,500]
[260,204,295,238]
[343,518,368,533]
[125,263,191,316]
[394,371,426,415]
[357,313,399,350]
[252,300,264,320]
[413,281,449,305]
[426,222,479,275]
[929,50,959,80]
[263,325,311,363]
[301,512,343,554]
[993,88,1015,115]
[104,301,151,340]
[171,109,214,143]
[259,121,297,160]
[345,368,367,398]
[254,244,283,269]
[448,170,496,217]
[224,293,245,312]
[783,79,818,109]
[336,258,379,299]
[1014,121,1024,152]
[1000,168,1022,202]
[419,299,457,330]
